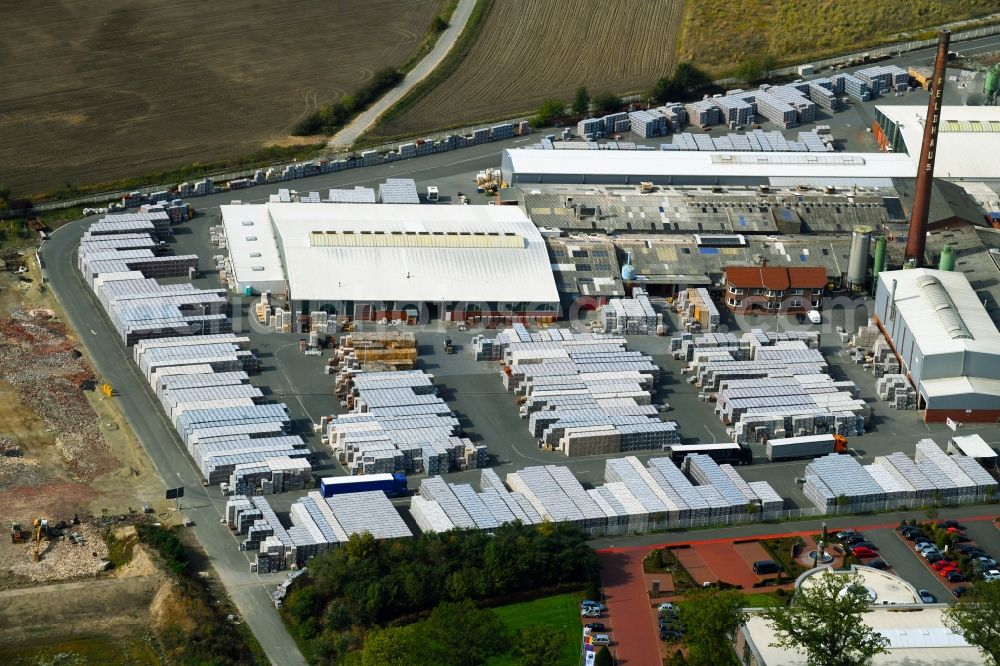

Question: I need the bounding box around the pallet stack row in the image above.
[77,214,309,492]
[804,440,997,513]
[227,491,411,572]
[601,289,659,334]
[684,99,721,127]
[415,455,784,538]
[854,65,910,95]
[628,110,668,138]
[477,325,678,456]
[327,369,486,475]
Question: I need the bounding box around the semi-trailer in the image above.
[320,472,408,498]
[765,434,847,462]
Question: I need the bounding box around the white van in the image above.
[807,310,822,324]
[592,634,612,646]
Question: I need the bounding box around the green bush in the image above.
[293,67,404,136]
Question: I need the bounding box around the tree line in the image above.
[281,521,600,664]
[532,62,714,128]
[293,67,405,136]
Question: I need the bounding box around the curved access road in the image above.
[327,0,477,148]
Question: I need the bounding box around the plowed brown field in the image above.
[1,0,440,196]
[370,0,685,139]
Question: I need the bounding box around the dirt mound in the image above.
[149,580,197,634]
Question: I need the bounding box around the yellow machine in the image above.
[102,383,114,397]
[32,517,48,562]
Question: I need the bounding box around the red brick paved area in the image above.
[597,549,661,666]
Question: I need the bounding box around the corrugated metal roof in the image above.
[879,268,1000,356]
[503,148,915,180]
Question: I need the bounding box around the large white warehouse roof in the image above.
[501,148,916,184]
[875,105,1000,180]
[221,203,559,304]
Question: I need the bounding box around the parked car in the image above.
[836,529,858,540]
[912,536,931,545]
[915,543,937,552]
[843,534,868,545]
[584,623,606,631]
[852,541,878,551]
[657,603,677,613]
[918,589,937,603]
[660,629,684,642]
[973,556,998,568]
[932,560,955,571]
[938,565,959,577]
[953,586,970,598]
[946,572,968,583]
[925,554,945,564]
[851,546,877,558]
[660,621,686,633]
[867,559,888,570]
[592,634,612,647]
[900,527,920,538]
[581,607,602,618]
[983,570,1000,582]
[580,601,607,612]
[943,520,964,530]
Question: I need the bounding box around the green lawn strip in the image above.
[486,591,584,666]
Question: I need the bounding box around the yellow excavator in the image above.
[32,517,48,562]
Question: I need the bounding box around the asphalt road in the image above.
[862,527,950,598]
[328,0,477,148]
[39,225,307,666]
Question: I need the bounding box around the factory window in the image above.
[729,287,744,295]
[752,288,763,295]
[245,236,257,241]
[790,299,802,308]
[728,298,740,307]
[812,300,821,307]
[766,290,782,298]
[765,302,777,310]
[791,289,803,295]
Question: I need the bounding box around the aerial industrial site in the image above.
[4,3,1000,665]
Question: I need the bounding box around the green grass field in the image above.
[487,592,584,666]
[0,634,162,666]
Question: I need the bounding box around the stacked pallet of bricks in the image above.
[482,325,678,456]
[854,65,910,95]
[507,465,608,533]
[804,453,887,513]
[803,440,997,513]
[227,490,411,572]
[328,331,418,381]
[655,104,687,130]
[327,369,483,475]
[378,178,420,204]
[328,186,377,203]
[231,455,311,496]
[601,112,629,134]
[577,117,603,139]
[491,123,515,140]
[767,84,816,124]
[684,454,759,512]
[88,270,229,345]
[671,329,866,442]
[601,290,658,334]
[78,228,198,288]
[77,217,311,489]
[684,99,721,127]
[835,74,870,101]
[750,90,798,128]
[674,287,720,332]
[628,110,667,138]
[807,79,840,111]
[877,374,916,410]
[711,95,754,125]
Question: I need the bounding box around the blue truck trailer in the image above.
[319,473,407,498]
